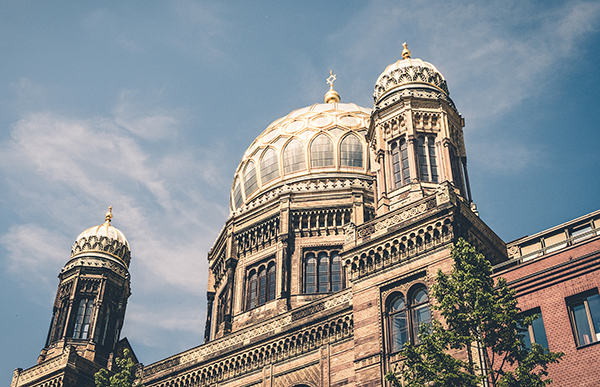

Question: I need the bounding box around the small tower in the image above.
[39,206,132,367]
[369,43,473,215]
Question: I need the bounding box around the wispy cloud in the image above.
[0,93,229,348]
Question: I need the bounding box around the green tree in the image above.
[386,238,562,387]
[95,349,143,387]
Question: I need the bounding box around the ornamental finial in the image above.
[324,70,341,103]
[105,206,113,223]
[402,42,411,59]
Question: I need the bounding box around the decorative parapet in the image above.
[70,235,131,268]
[234,177,373,217]
[374,66,449,101]
[61,255,129,278]
[11,346,78,386]
[142,290,353,379]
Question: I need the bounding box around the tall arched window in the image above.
[233,178,243,210]
[260,148,280,184]
[391,139,410,188]
[305,250,343,293]
[306,254,317,293]
[310,134,334,168]
[411,287,431,344]
[340,134,363,167]
[417,136,438,183]
[246,271,258,310]
[243,161,258,198]
[72,299,94,339]
[283,139,306,174]
[246,262,276,310]
[389,295,408,352]
[387,286,431,353]
[331,253,343,292]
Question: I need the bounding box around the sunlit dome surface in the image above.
[373,56,448,103]
[70,207,131,267]
[230,102,372,213]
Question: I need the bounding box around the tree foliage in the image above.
[95,349,143,387]
[386,238,563,387]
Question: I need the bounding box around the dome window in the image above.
[310,134,334,168]
[283,139,306,174]
[340,134,363,168]
[233,178,243,210]
[243,161,258,198]
[417,136,438,183]
[260,148,280,184]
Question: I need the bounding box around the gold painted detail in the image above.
[70,236,131,268]
[373,65,449,102]
[235,177,373,216]
[62,256,129,277]
[105,206,113,223]
[402,42,411,59]
[324,70,341,103]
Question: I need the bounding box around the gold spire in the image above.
[324,70,341,103]
[401,42,411,59]
[105,206,113,224]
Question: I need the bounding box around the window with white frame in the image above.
[567,290,600,347]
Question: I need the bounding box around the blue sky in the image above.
[1,0,599,382]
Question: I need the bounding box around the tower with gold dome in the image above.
[11,207,135,387]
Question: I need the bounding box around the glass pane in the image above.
[428,137,438,182]
[233,179,243,209]
[413,305,431,344]
[283,139,306,174]
[306,257,317,293]
[243,162,258,198]
[340,134,363,167]
[390,311,408,352]
[587,293,600,339]
[331,254,342,292]
[573,302,593,345]
[531,313,549,349]
[310,134,334,168]
[319,256,329,293]
[413,289,428,304]
[418,137,429,181]
[400,140,410,185]
[259,270,266,305]
[248,274,257,309]
[572,225,593,242]
[391,143,402,188]
[391,296,405,312]
[268,266,276,301]
[260,148,280,184]
[522,325,533,350]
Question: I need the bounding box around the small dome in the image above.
[373,45,448,104]
[70,207,131,268]
[230,102,372,213]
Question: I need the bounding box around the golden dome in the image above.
[373,43,448,104]
[70,206,131,267]
[230,102,372,213]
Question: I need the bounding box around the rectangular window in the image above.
[521,308,549,350]
[568,290,600,347]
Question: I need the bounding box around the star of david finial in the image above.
[326,70,337,89]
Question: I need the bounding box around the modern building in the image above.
[11,44,600,387]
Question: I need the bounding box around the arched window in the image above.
[411,287,431,344]
[243,161,258,198]
[318,253,330,293]
[331,253,343,292]
[268,264,276,301]
[389,295,408,352]
[310,134,334,168]
[305,250,343,294]
[246,271,258,310]
[340,134,363,167]
[387,286,431,353]
[391,139,410,188]
[305,254,317,294]
[246,262,276,310]
[233,178,243,210]
[283,139,306,174]
[417,136,438,183]
[72,299,94,339]
[260,148,280,184]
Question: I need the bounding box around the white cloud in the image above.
[0,95,229,344]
